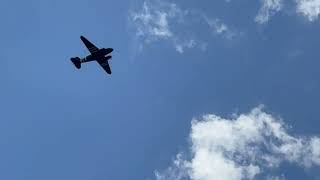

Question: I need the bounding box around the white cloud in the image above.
[156,107,320,180]
[297,0,320,21]
[255,0,320,23]
[130,1,177,41]
[129,1,236,54]
[174,39,197,54]
[130,1,196,53]
[204,17,236,39]
[255,0,283,24]
[266,175,285,180]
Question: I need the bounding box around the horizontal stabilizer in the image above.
[71,57,81,69]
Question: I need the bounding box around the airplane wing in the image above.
[97,57,112,74]
[80,36,99,54]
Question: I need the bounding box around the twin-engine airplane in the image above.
[71,36,113,74]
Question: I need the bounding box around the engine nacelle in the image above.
[102,48,114,55]
[105,56,112,61]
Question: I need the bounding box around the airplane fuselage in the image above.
[71,36,114,74]
[80,48,113,63]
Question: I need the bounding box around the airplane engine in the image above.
[105,56,112,60]
[70,57,81,69]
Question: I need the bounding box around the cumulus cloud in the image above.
[156,107,320,180]
[297,0,320,21]
[129,0,235,54]
[255,0,283,24]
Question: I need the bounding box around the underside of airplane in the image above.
[71,36,113,74]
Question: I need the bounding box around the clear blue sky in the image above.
[1,0,320,179]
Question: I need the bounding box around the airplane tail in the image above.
[71,57,81,69]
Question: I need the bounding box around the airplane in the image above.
[70,36,114,74]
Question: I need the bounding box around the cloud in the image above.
[129,0,236,54]
[129,0,196,53]
[297,0,320,21]
[156,106,320,180]
[254,0,320,23]
[255,0,283,24]
[174,39,197,54]
[130,1,178,41]
[204,16,236,39]
[266,175,285,180]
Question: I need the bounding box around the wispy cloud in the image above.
[156,106,320,180]
[255,0,283,24]
[129,0,196,54]
[204,16,236,39]
[129,0,236,54]
[254,0,320,23]
[130,1,178,41]
[174,39,197,54]
[297,0,320,21]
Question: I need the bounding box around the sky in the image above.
[1,0,320,179]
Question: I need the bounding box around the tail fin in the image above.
[71,57,81,69]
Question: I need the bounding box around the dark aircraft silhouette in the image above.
[71,36,114,74]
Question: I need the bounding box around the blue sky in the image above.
[1,0,320,179]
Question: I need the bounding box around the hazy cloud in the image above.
[297,0,320,21]
[255,0,320,23]
[204,16,236,39]
[156,107,320,180]
[174,39,197,54]
[129,0,236,54]
[255,0,283,24]
[129,1,197,53]
[130,1,177,41]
